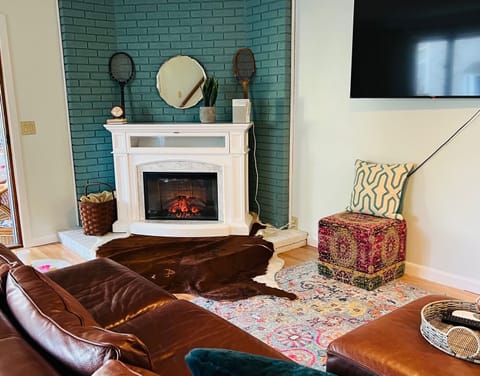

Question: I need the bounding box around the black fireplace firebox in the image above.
[143,172,218,220]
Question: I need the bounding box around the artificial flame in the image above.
[165,195,206,218]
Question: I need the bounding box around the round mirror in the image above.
[156,55,206,109]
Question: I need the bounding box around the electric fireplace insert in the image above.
[143,172,218,220]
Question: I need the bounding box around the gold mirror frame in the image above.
[156,55,206,109]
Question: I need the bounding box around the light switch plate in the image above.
[20,121,36,135]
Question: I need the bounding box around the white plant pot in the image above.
[200,107,216,123]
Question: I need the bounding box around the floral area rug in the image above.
[192,260,430,371]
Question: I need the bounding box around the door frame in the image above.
[0,15,31,246]
[0,56,22,246]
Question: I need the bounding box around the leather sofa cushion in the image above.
[6,265,152,376]
[0,245,21,300]
[0,310,61,375]
[47,257,177,329]
[0,243,22,266]
[0,263,11,297]
[113,299,290,375]
[92,360,161,376]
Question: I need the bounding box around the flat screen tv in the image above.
[351,0,480,98]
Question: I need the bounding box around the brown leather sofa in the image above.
[326,295,480,376]
[0,245,288,375]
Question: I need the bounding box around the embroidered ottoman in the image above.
[318,212,406,290]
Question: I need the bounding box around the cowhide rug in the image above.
[96,234,296,301]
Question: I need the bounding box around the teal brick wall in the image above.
[111,0,247,123]
[246,0,291,227]
[58,0,291,227]
[58,0,117,193]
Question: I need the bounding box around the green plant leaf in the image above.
[202,76,218,107]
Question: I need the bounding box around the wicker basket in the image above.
[78,182,117,236]
[421,299,480,364]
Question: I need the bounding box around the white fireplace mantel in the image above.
[104,122,253,237]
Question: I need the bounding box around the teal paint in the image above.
[246,0,291,227]
[58,0,291,226]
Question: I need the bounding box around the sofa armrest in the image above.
[0,310,61,375]
[47,258,177,329]
[92,360,161,376]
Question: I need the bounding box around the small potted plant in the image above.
[200,76,218,123]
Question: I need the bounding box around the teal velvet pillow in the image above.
[346,159,414,220]
[185,348,336,376]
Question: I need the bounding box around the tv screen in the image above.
[351,0,480,98]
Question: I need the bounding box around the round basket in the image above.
[421,299,480,364]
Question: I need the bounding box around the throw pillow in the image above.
[346,159,414,219]
[185,348,336,376]
[6,265,152,376]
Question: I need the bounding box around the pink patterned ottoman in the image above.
[318,212,406,290]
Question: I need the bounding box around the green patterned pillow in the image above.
[346,159,414,220]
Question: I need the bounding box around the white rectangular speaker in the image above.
[232,99,251,123]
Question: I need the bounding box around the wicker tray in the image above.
[421,299,480,364]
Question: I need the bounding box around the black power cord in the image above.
[408,107,480,177]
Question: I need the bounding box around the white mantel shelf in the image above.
[104,122,253,237]
[105,122,252,132]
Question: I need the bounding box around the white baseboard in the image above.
[405,261,480,295]
[308,236,479,295]
[23,234,59,248]
[307,236,318,248]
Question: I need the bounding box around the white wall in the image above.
[0,0,77,246]
[293,0,480,293]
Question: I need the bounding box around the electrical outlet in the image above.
[20,121,36,135]
[290,216,298,229]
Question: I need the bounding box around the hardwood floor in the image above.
[280,245,318,268]
[16,242,478,301]
[15,242,85,266]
